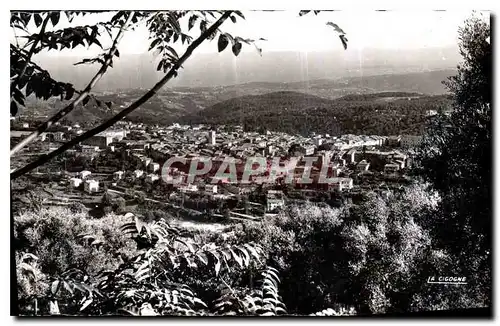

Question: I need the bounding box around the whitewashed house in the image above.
[329,177,354,192]
[178,184,198,193]
[79,170,92,180]
[113,171,124,181]
[146,174,159,183]
[84,180,99,194]
[356,160,370,172]
[148,162,160,173]
[266,190,285,212]
[69,178,82,188]
[203,184,218,194]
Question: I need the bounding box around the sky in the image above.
[11,9,489,89]
[15,10,486,61]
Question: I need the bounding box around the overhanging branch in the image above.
[11,13,50,92]
[10,11,135,157]
[11,11,232,180]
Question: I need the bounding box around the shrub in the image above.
[241,183,452,315]
[14,207,138,278]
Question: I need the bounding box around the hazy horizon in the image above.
[15,10,488,90]
[36,47,461,90]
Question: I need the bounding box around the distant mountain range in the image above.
[192,69,457,100]
[23,69,456,129]
[35,46,461,90]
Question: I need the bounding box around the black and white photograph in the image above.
[9,5,492,318]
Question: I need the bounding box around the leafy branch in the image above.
[52,213,264,315]
[10,45,77,109]
[10,11,135,157]
[11,11,233,180]
[10,13,50,98]
[212,266,287,316]
[10,10,347,179]
[298,10,349,49]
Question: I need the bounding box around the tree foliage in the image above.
[182,91,452,136]
[417,14,491,307]
[14,208,280,316]
[14,176,488,316]
[239,182,479,315]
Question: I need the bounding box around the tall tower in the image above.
[209,130,216,145]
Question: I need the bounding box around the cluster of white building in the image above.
[69,170,99,194]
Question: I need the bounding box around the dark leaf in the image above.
[90,25,98,38]
[17,76,29,90]
[149,38,161,51]
[326,22,346,34]
[188,15,198,31]
[110,11,125,24]
[157,60,163,72]
[10,14,19,25]
[10,100,18,116]
[232,42,242,56]
[26,81,34,97]
[105,101,112,109]
[25,66,34,77]
[165,45,179,59]
[74,58,96,66]
[199,20,207,33]
[20,13,31,26]
[65,87,75,101]
[299,10,311,17]
[13,88,25,106]
[82,96,90,106]
[234,11,245,19]
[50,11,60,27]
[339,34,348,50]
[163,62,171,73]
[230,15,237,23]
[218,34,229,52]
[34,14,43,27]
[167,14,181,34]
[93,38,102,49]
[115,49,120,58]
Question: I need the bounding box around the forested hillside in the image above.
[18,69,455,129]
[180,91,453,136]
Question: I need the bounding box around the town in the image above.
[11,118,422,223]
[10,9,491,317]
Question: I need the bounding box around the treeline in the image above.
[14,182,488,316]
[180,91,452,136]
